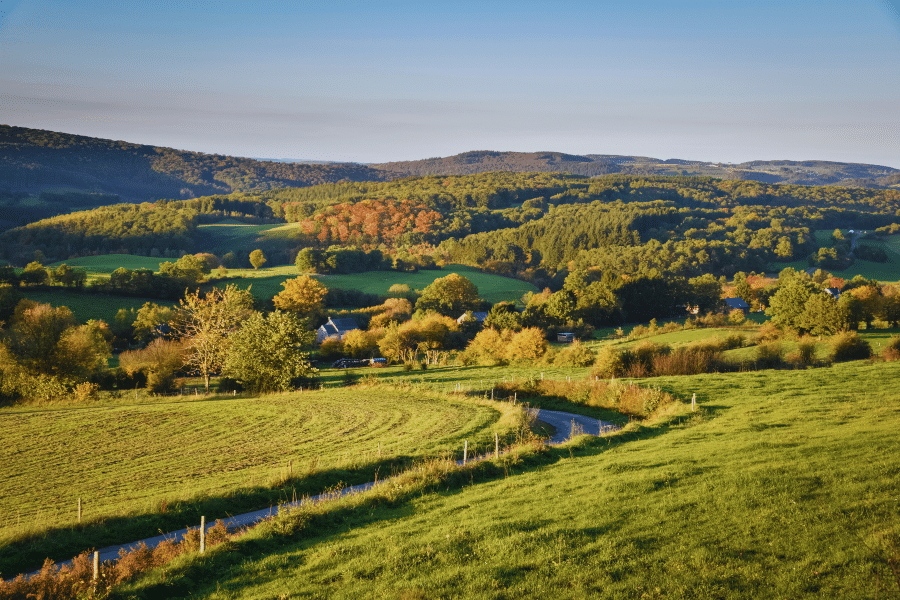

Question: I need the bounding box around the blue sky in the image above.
[1,0,899,166]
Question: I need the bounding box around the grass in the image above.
[768,230,900,284]
[46,254,167,274]
[208,263,538,305]
[112,358,900,599]
[18,290,163,324]
[0,385,519,577]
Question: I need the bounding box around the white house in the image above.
[316,317,360,345]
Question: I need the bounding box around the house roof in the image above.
[457,311,489,324]
[723,297,750,310]
[327,317,359,332]
[824,287,841,299]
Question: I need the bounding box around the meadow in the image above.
[118,358,900,599]
[770,230,900,284]
[0,386,521,577]
[16,290,158,325]
[208,263,538,306]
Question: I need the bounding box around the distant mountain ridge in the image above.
[2,126,898,208]
[0,125,396,202]
[375,151,900,188]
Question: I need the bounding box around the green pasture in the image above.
[120,359,900,599]
[210,264,538,305]
[19,290,160,324]
[193,222,286,254]
[315,264,538,306]
[0,387,517,576]
[46,254,166,275]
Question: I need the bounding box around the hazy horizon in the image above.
[2,0,899,168]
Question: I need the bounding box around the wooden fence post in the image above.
[93,551,99,581]
[200,516,206,553]
[463,440,468,465]
[692,393,696,412]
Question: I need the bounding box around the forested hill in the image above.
[371,151,621,177]
[375,151,900,188]
[0,125,396,202]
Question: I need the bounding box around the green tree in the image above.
[20,262,48,286]
[223,310,316,393]
[687,273,722,315]
[414,273,481,316]
[766,273,819,330]
[249,249,267,270]
[133,302,176,342]
[798,293,848,336]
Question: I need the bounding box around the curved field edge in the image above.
[118,359,900,600]
[0,385,523,576]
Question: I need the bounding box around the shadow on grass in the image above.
[116,409,703,599]
[0,454,446,578]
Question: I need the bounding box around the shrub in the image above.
[881,335,900,361]
[728,309,747,325]
[317,337,344,360]
[787,336,818,368]
[753,321,782,343]
[554,340,595,367]
[631,341,670,373]
[507,327,548,363]
[830,331,872,362]
[591,346,627,379]
[755,341,784,368]
[73,381,99,402]
[652,346,724,376]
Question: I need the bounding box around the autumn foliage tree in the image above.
[172,285,254,393]
[273,275,328,317]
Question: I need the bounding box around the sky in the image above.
[1,0,899,167]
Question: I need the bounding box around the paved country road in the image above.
[27,409,619,576]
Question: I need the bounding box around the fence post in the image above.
[463,440,468,465]
[78,497,82,523]
[93,551,99,581]
[692,393,696,412]
[200,515,206,553]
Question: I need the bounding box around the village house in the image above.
[316,317,360,345]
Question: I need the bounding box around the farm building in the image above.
[316,317,360,345]
[722,297,750,314]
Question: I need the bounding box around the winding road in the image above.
[29,409,618,575]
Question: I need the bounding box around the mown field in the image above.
[0,387,519,576]
[119,358,900,599]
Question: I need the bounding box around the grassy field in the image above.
[209,264,538,305]
[0,386,519,576]
[19,290,163,324]
[119,359,900,599]
[46,254,167,275]
[769,231,900,283]
[193,222,286,255]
